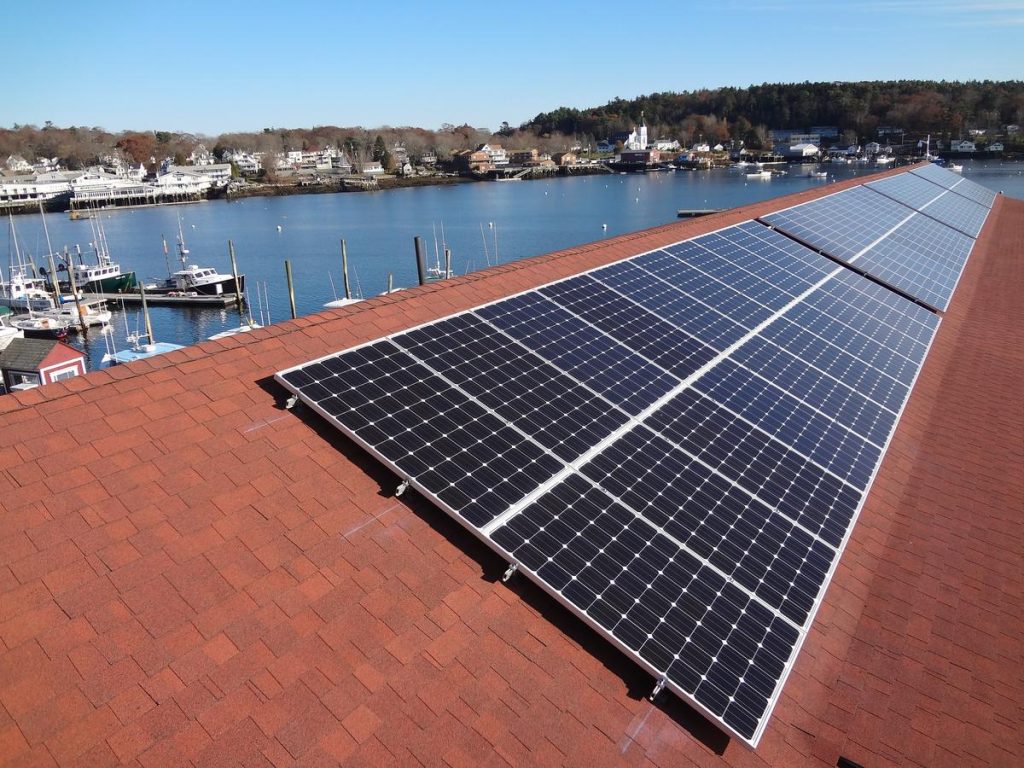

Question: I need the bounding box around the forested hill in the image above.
[523,81,1024,144]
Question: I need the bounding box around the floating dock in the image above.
[87,292,239,307]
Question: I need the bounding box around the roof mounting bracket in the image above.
[284,394,299,410]
[395,478,411,497]
[649,675,668,701]
[501,562,518,583]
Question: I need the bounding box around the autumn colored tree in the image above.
[116,132,156,164]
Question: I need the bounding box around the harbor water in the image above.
[7,160,1023,372]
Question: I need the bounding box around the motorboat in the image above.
[12,315,70,340]
[38,299,112,330]
[146,216,244,297]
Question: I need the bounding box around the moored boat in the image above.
[12,315,70,340]
[145,217,244,297]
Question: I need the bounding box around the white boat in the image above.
[0,267,58,313]
[808,170,828,179]
[208,318,263,340]
[102,341,184,365]
[0,313,24,350]
[746,170,772,180]
[38,299,112,330]
[12,315,71,340]
[323,297,362,309]
[948,163,963,173]
[101,291,184,366]
[147,216,244,297]
[875,154,895,165]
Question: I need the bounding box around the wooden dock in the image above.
[676,209,723,218]
[88,292,238,307]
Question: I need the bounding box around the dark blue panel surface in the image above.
[396,313,628,462]
[762,186,914,261]
[477,291,679,415]
[280,341,563,528]
[541,275,718,379]
[492,474,800,741]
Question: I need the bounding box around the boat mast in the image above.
[176,215,190,268]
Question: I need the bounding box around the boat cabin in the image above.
[0,337,86,392]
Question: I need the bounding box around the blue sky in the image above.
[4,0,1021,136]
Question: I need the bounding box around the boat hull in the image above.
[147,274,244,297]
[63,272,138,294]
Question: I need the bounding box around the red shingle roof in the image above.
[0,170,1020,767]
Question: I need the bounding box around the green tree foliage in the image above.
[523,80,1024,141]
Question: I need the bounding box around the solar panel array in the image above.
[276,165,991,748]
[762,164,992,311]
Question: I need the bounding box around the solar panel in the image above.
[277,199,942,747]
[867,171,992,238]
[761,186,914,261]
[910,163,997,208]
[853,214,976,311]
[867,172,948,210]
[763,177,991,310]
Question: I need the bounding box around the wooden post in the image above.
[46,250,62,309]
[444,248,452,279]
[414,236,427,286]
[63,247,88,335]
[140,282,154,346]
[341,239,351,300]
[228,240,243,311]
[285,260,297,319]
[387,273,393,294]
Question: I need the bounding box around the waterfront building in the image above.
[0,337,85,392]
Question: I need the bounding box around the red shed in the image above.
[0,336,86,392]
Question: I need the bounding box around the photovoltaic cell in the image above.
[277,165,968,747]
[765,179,989,310]
[910,163,997,207]
[919,192,990,238]
[761,186,914,261]
[853,214,975,311]
[867,172,948,211]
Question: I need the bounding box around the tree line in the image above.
[521,80,1024,148]
[4,80,1022,173]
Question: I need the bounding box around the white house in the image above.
[153,169,214,196]
[5,155,31,173]
[652,139,680,151]
[785,143,819,158]
[988,142,1004,152]
[477,144,509,166]
[950,140,976,152]
[692,142,711,153]
[164,163,231,187]
[0,171,77,208]
[865,142,882,155]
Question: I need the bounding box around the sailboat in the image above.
[324,239,364,308]
[101,286,183,366]
[1,213,59,313]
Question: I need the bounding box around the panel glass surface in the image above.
[910,163,997,208]
[277,168,946,748]
[867,172,948,211]
[919,192,989,238]
[854,214,975,310]
[761,186,914,261]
